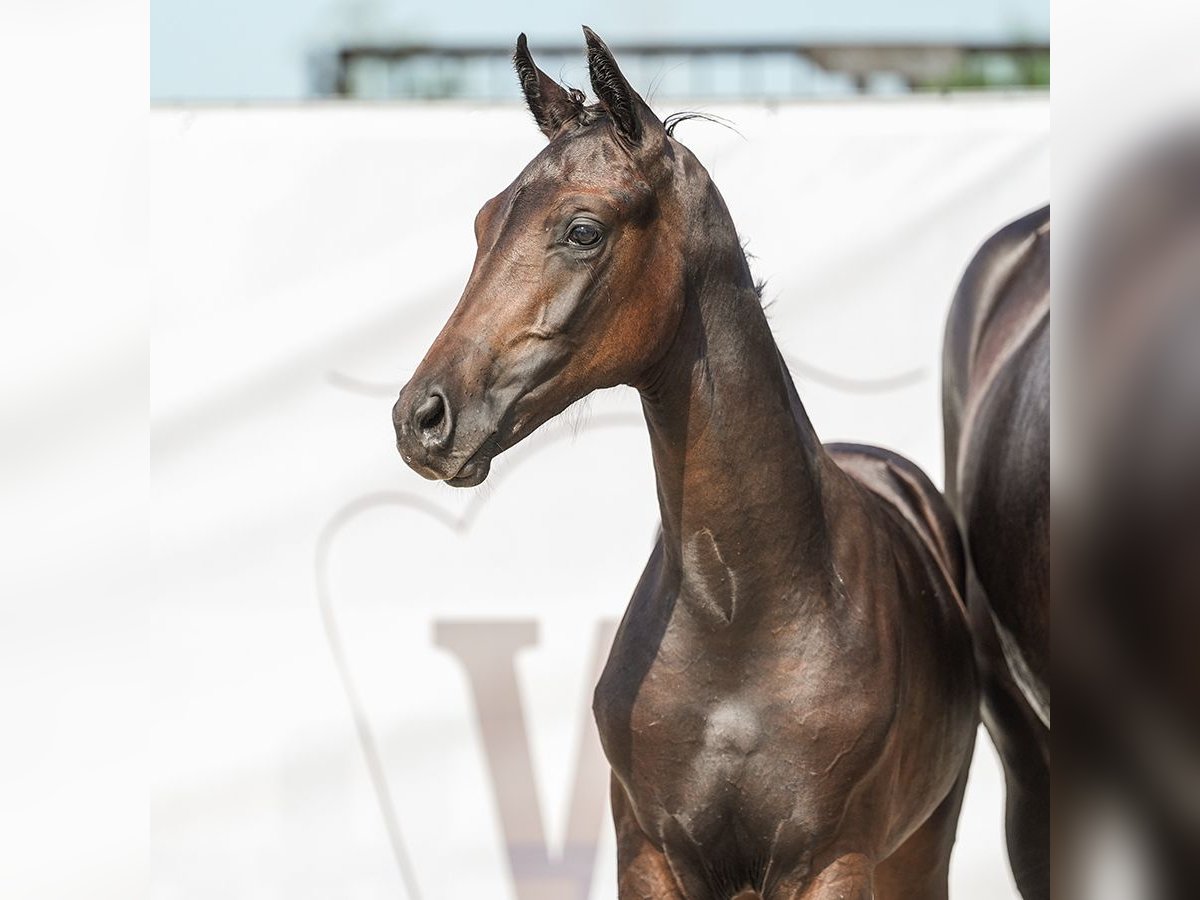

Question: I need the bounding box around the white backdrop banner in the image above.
[151,97,1048,900]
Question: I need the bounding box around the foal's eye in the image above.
[566,221,604,247]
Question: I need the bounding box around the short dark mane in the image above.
[548,95,740,143]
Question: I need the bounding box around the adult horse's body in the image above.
[942,207,1050,899]
[394,29,978,898]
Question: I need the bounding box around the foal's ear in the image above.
[513,33,579,139]
[582,26,651,145]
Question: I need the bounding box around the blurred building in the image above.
[316,39,1048,101]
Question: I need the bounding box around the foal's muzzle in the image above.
[393,381,494,487]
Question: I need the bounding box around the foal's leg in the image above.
[872,749,974,900]
[611,777,685,900]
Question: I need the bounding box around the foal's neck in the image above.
[637,176,836,626]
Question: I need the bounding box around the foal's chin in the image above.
[446,457,492,488]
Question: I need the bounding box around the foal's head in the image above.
[394,28,703,486]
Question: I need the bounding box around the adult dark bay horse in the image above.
[394,29,978,899]
[942,207,1050,900]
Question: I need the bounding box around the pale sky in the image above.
[151,0,1050,101]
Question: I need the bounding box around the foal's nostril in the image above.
[416,393,445,433]
[411,389,454,451]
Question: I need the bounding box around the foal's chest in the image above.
[594,610,884,858]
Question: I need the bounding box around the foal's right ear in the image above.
[513,33,580,139]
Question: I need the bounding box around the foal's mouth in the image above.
[446,454,492,488]
[439,393,552,487]
[444,434,502,488]
[396,435,495,487]
[443,408,538,487]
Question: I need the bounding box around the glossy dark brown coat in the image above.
[942,206,1050,899]
[395,29,979,899]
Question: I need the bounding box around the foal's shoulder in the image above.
[826,443,966,607]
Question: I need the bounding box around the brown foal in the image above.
[394,28,978,899]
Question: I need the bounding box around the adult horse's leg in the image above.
[994,727,1049,900]
[969,578,1050,900]
[872,751,974,900]
[611,777,686,900]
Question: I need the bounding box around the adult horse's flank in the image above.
[943,207,1050,900]
[394,29,978,899]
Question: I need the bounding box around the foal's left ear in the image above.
[582,26,654,145]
